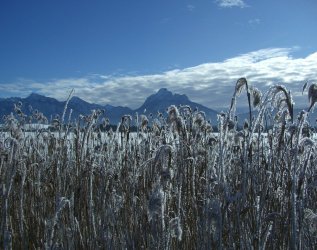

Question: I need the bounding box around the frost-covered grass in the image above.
[1,79,317,249]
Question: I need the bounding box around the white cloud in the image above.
[216,0,247,8]
[1,47,316,110]
[187,4,195,11]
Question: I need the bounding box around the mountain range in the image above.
[0,88,219,125]
[1,88,316,127]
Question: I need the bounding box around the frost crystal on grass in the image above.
[148,184,164,221]
[169,217,182,241]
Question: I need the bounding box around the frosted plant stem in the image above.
[89,163,97,240]
[218,116,224,183]
[291,112,307,249]
[3,162,16,250]
[19,163,26,247]
[61,89,74,125]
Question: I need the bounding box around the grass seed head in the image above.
[167,105,179,122]
[308,83,317,112]
[251,87,262,108]
[236,77,248,96]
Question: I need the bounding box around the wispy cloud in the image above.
[160,17,171,24]
[216,0,247,8]
[1,48,316,110]
[248,18,260,25]
[186,4,195,11]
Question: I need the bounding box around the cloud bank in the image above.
[0,47,316,110]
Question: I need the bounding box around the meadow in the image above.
[1,78,317,249]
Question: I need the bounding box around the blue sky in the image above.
[1,0,317,109]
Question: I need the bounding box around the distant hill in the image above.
[0,88,219,125]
